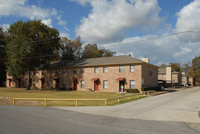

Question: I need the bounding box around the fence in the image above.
[13,98,107,106]
[13,92,155,106]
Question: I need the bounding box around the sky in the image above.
[0,0,200,65]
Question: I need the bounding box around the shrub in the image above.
[124,89,139,93]
[142,86,161,91]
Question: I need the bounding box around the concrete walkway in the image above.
[55,87,200,123]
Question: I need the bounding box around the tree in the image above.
[82,44,115,59]
[6,20,60,90]
[0,27,6,86]
[169,63,182,72]
[159,64,168,68]
[60,37,82,61]
[191,56,200,82]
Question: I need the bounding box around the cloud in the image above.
[57,15,67,26]
[175,0,200,41]
[0,24,10,32]
[74,0,163,43]
[173,47,192,58]
[60,32,70,38]
[0,0,57,20]
[102,31,200,65]
[100,0,200,65]
[42,18,52,27]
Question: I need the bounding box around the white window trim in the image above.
[119,65,124,72]
[94,67,99,73]
[130,65,135,72]
[103,80,108,89]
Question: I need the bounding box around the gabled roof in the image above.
[50,55,156,68]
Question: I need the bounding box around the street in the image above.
[56,87,200,123]
[0,87,200,134]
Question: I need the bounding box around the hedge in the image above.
[124,89,140,93]
[142,87,161,91]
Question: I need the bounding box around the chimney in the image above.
[141,58,149,63]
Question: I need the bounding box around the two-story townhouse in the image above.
[6,55,158,92]
[158,67,182,87]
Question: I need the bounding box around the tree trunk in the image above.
[26,70,31,90]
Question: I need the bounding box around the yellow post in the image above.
[13,99,15,106]
[129,96,131,100]
[44,99,47,106]
[118,98,120,103]
[137,95,139,98]
[75,100,78,106]
[105,100,107,106]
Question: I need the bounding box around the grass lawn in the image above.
[0,87,146,106]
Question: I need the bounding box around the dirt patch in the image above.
[0,97,13,105]
[0,97,43,106]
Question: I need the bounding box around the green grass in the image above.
[0,87,144,106]
[0,87,126,99]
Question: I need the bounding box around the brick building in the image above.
[158,67,182,87]
[6,55,158,92]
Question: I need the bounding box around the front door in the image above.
[73,80,77,91]
[119,81,125,92]
[18,78,21,88]
[9,79,11,87]
[41,79,45,89]
[94,81,99,91]
[56,79,60,89]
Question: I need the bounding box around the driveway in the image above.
[55,87,200,123]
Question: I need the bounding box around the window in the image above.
[130,65,135,72]
[47,70,50,74]
[119,65,124,72]
[73,68,77,74]
[142,78,144,85]
[163,74,166,78]
[41,70,44,75]
[81,68,84,74]
[94,67,98,73]
[22,80,25,86]
[103,66,108,73]
[130,80,135,89]
[47,80,50,87]
[33,80,36,87]
[103,80,108,89]
[33,71,36,75]
[149,71,152,76]
[62,80,66,88]
[81,80,85,88]
[56,69,60,75]
[62,69,66,75]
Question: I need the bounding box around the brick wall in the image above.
[6,63,158,92]
[142,64,158,88]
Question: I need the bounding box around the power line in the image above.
[103,30,200,48]
[1,30,200,61]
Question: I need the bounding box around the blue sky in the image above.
[0,0,200,65]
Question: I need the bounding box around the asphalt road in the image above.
[56,87,200,123]
[0,106,199,134]
[0,87,200,134]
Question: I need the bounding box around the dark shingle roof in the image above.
[158,68,166,73]
[50,55,147,67]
